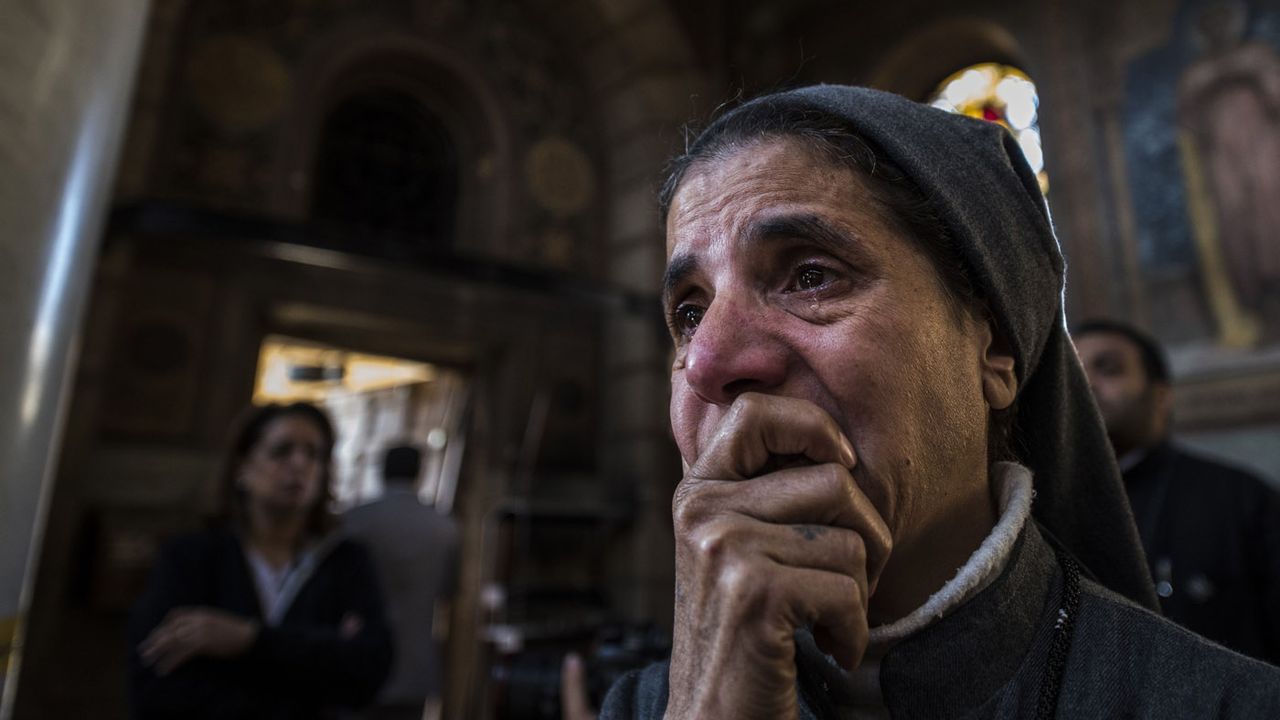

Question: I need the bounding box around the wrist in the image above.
[237,619,261,654]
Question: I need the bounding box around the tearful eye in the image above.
[670,304,705,336]
[796,265,827,290]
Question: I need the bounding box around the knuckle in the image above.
[819,462,847,491]
[880,530,894,558]
[726,393,763,426]
[842,530,867,565]
[715,559,766,611]
[868,523,893,566]
[716,561,747,596]
[671,484,705,533]
[844,575,865,610]
[692,526,723,561]
[687,519,742,565]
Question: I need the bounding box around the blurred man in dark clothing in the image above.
[1076,319,1280,664]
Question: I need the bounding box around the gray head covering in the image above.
[683,85,1158,610]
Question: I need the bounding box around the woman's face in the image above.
[239,414,327,520]
[663,138,1008,572]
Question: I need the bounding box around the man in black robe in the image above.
[595,85,1280,719]
[1075,318,1280,665]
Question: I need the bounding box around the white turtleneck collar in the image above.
[815,462,1036,718]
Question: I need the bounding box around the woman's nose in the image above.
[287,447,315,469]
[683,298,788,406]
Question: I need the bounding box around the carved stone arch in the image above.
[869,18,1030,102]
[269,33,515,257]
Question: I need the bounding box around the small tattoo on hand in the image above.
[793,524,828,541]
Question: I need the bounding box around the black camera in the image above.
[493,623,671,720]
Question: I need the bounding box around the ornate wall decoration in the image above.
[101,269,215,439]
[1123,0,1280,354]
[185,34,291,136]
[158,0,606,274]
[524,137,596,218]
[1176,0,1280,348]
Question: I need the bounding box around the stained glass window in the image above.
[928,63,1049,194]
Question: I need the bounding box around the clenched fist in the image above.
[665,393,891,720]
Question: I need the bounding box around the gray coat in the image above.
[600,523,1280,719]
[343,489,459,704]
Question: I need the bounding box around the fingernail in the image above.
[840,437,856,467]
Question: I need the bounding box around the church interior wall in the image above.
[715,0,1280,444]
[1182,423,1280,490]
[10,0,1279,717]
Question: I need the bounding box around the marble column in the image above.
[0,1,150,713]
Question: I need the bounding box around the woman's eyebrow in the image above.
[661,253,699,309]
[661,212,872,308]
[746,212,869,262]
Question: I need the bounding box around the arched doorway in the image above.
[311,90,460,255]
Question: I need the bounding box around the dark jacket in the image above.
[128,529,393,719]
[600,523,1280,719]
[1125,441,1280,664]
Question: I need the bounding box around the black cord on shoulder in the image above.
[1036,551,1082,720]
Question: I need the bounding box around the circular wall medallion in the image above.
[186,34,291,135]
[524,137,595,217]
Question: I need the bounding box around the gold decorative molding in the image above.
[525,137,594,218]
[1176,130,1260,349]
[1,614,19,679]
[1175,366,1280,430]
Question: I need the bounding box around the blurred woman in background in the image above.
[128,402,392,719]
